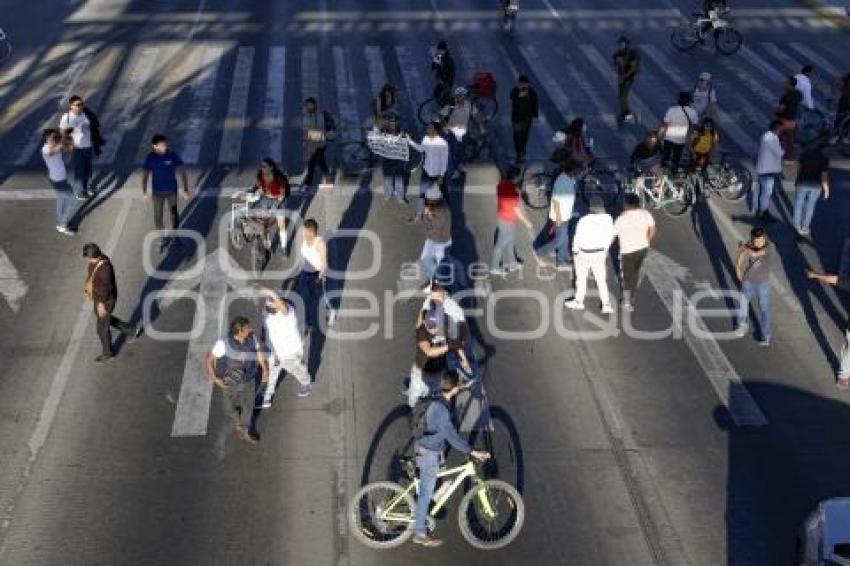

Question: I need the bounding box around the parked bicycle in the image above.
[418,72,499,126]
[349,456,524,550]
[0,28,11,64]
[692,152,750,201]
[623,169,694,217]
[519,159,622,210]
[228,191,277,276]
[670,7,742,55]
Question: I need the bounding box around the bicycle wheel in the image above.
[458,479,525,550]
[228,221,246,250]
[340,142,372,175]
[670,23,699,51]
[250,236,268,277]
[0,39,11,64]
[714,159,750,201]
[660,178,693,217]
[520,164,553,210]
[579,171,622,209]
[472,95,498,122]
[349,481,416,549]
[418,97,443,126]
[714,27,742,55]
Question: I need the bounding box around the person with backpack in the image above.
[59,95,104,199]
[613,36,640,123]
[302,97,333,189]
[658,91,698,175]
[776,76,803,162]
[410,370,490,548]
[691,72,718,121]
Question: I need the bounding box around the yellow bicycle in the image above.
[349,456,524,550]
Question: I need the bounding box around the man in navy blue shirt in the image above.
[141,134,190,252]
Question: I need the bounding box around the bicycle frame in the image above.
[378,461,495,524]
[633,174,682,208]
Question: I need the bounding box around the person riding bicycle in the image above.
[430,40,455,103]
[249,157,291,253]
[698,0,729,33]
[411,370,490,548]
[630,131,664,195]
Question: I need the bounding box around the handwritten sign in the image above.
[366,131,410,161]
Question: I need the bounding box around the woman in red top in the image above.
[254,157,291,252]
[491,166,533,276]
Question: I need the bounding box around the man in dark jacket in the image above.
[509,75,539,164]
[431,40,455,101]
[82,243,141,362]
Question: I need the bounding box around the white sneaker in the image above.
[298,383,313,397]
[489,267,507,277]
[601,304,614,314]
[327,309,337,327]
[56,225,76,235]
[623,113,635,123]
[733,325,747,338]
[261,398,273,409]
[565,299,584,310]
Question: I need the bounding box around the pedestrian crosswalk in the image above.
[1,34,847,175]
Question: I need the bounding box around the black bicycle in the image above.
[418,85,498,127]
[519,159,622,210]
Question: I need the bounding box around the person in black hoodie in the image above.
[509,75,539,164]
[430,41,455,102]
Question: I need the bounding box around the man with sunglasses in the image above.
[60,95,102,199]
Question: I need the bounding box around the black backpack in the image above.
[411,395,445,440]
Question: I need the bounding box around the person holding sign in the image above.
[380,114,409,202]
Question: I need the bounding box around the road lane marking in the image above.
[180,44,225,165]
[364,46,388,94]
[261,47,286,163]
[218,46,255,165]
[394,45,429,137]
[0,247,27,313]
[645,250,768,426]
[788,42,842,78]
[332,46,363,146]
[738,44,786,87]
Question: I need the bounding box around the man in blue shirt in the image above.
[412,370,490,547]
[141,134,190,252]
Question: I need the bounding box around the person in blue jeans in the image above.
[533,159,578,270]
[752,120,784,222]
[41,129,78,235]
[734,227,774,346]
[412,370,490,548]
[141,134,190,253]
[380,114,408,202]
[792,137,831,238]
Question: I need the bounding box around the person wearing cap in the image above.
[565,197,615,314]
[257,287,312,405]
[658,91,698,175]
[419,186,452,282]
[533,158,578,270]
[613,36,640,123]
[613,193,657,311]
[407,121,448,220]
[82,243,142,363]
[510,75,539,164]
[692,72,718,121]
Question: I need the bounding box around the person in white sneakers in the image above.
[407,120,448,220]
[258,288,312,405]
[419,187,452,283]
[753,120,784,222]
[565,197,615,314]
[42,128,77,235]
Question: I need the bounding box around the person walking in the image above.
[42,128,77,235]
[298,218,331,334]
[420,187,452,283]
[752,120,784,221]
[533,158,578,270]
[805,269,850,389]
[509,75,539,164]
[141,134,190,253]
[659,91,698,175]
[776,76,803,162]
[734,227,774,346]
[491,166,532,276]
[613,36,640,123]
[411,370,490,548]
[792,136,830,238]
[565,197,615,314]
[204,316,268,445]
[691,72,718,121]
[258,288,312,405]
[59,95,104,199]
[613,193,657,311]
[407,121,448,220]
[794,64,815,112]
[302,97,332,190]
[430,40,455,101]
[82,243,141,363]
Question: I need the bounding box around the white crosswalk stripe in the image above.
[180,44,225,165]
[395,45,429,136]
[332,46,364,146]
[218,46,255,165]
[364,46,388,96]
[261,46,286,164]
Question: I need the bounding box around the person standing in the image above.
[420,187,452,283]
[509,75,539,164]
[430,40,455,101]
[407,121,448,220]
[298,218,331,334]
[59,95,103,199]
[613,193,657,311]
[658,91,698,175]
[258,288,312,404]
[302,97,332,189]
[82,243,141,363]
[411,370,490,548]
[205,316,268,445]
[792,136,830,238]
[613,36,640,123]
[533,159,578,270]
[565,197,615,314]
[776,76,803,162]
[141,134,190,253]
[491,167,532,276]
[752,120,784,221]
[42,128,77,235]
[734,227,774,346]
[444,87,475,182]
[805,270,850,389]
[691,72,719,121]
[380,114,408,203]
[794,64,815,112]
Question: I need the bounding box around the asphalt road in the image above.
[1,1,850,565]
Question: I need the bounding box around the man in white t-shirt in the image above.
[41,128,77,235]
[259,288,312,405]
[59,95,95,199]
[613,193,657,311]
[659,91,698,175]
[566,197,615,314]
[794,65,815,111]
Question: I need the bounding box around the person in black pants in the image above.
[509,75,539,164]
[82,243,141,363]
[302,97,330,188]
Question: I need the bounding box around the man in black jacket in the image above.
[509,75,539,164]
